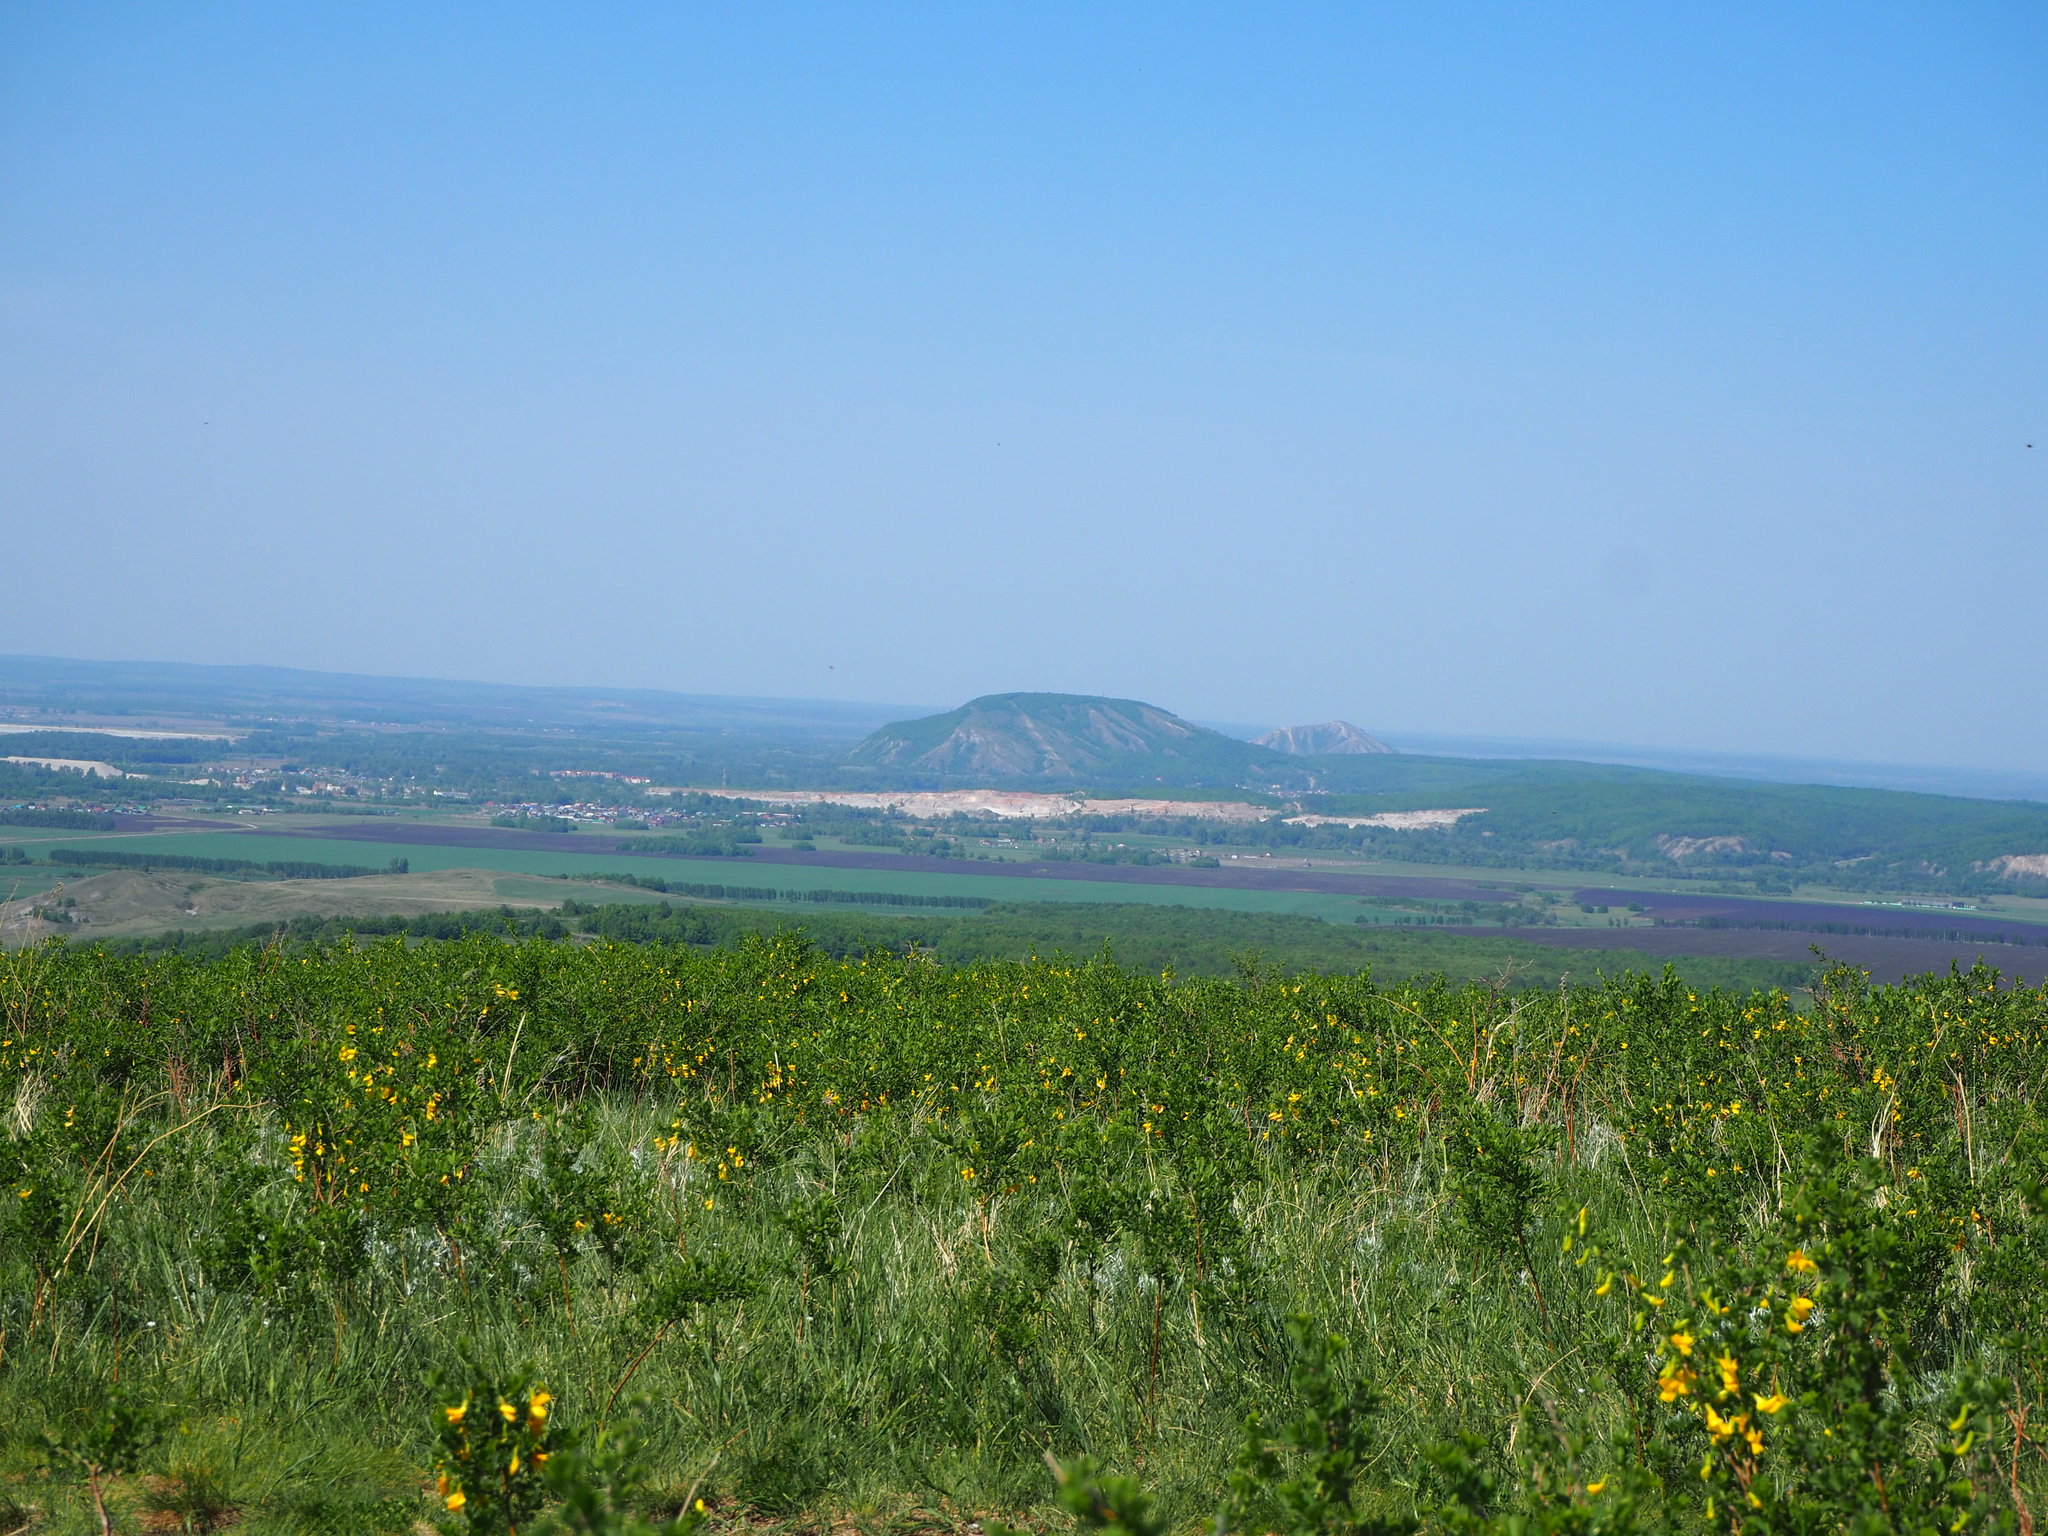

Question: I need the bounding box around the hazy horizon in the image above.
[3,7,2043,771]
[10,648,2048,805]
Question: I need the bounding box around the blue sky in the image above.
[2,5,2043,768]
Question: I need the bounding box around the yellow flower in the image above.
[1787,1295,1815,1333]
[1594,1272,1614,1296]
[445,1489,467,1511]
[528,1389,552,1428]
[1743,1423,1765,1455]
[1716,1354,1740,1398]
[1704,1405,1736,1442]
[509,1451,521,1475]
[1657,1363,1695,1402]
[1753,1392,1790,1414]
[1586,1479,1607,1496]
[498,1397,517,1423]
[1785,1249,1818,1276]
[1669,1329,1696,1357]
[444,1398,469,1424]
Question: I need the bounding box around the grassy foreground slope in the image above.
[1,935,2043,1533]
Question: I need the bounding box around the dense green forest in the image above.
[43,847,402,880]
[0,808,118,832]
[1021,773,2048,896]
[1305,769,2048,893]
[633,832,764,857]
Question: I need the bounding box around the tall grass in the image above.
[0,934,2041,1531]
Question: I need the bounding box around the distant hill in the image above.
[0,653,919,741]
[846,698,2048,896]
[1255,721,1394,756]
[848,693,1285,784]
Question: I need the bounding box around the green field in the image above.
[29,830,1390,923]
[378,819,2048,928]
[3,830,1812,989]
[0,864,69,902]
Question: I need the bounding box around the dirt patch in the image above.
[1287,809,1485,831]
[2,754,126,777]
[1655,834,1750,860]
[677,787,1276,822]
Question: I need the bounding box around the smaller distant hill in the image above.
[849,693,1284,785]
[1254,721,1395,756]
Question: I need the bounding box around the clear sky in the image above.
[2,5,2043,769]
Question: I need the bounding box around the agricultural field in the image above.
[5,828,1480,927]
[16,812,2048,982]
[0,933,2042,1534]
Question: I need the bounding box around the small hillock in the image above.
[1253,720,1394,755]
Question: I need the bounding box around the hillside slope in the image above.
[848,693,1285,785]
[1255,721,1394,755]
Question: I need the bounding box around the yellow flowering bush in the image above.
[430,1355,554,1536]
